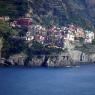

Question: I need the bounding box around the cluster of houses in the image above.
[24,22,95,48]
[0,16,95,49]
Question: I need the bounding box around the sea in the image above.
[0,64,95,95]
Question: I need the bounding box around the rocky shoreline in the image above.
[0,50,95,67]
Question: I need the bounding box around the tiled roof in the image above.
[16,18,32,26]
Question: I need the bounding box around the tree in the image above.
[92,39,95,45]
[0,0,28,18]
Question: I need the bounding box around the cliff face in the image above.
[0,50,95,67]
[46,52,74,67]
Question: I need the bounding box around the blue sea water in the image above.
[0,64,95,95]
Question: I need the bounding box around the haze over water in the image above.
[0,64,95,95]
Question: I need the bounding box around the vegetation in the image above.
[31,0,95,29]
[26,41,63,58]
[92,39,95,45]
[0,0,95,29]
[0,20,24,58]
[1,38,27,58]
[0,20,18,36]
[0,0,28,18]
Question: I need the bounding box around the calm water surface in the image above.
[0,64,95,95]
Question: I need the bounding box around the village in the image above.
[0,16,95,50]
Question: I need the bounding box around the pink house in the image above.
[16,18,32,27]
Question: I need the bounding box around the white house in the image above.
[75,27,85,38]
[25,36,34,41]
[0,16,10,21]
[65,30,75,42]
[85,30,94,43]
[39,36,45,44]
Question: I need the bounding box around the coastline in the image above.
[0,58,95,68]
[1,49,95,68]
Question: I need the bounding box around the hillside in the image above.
[31,0,95,29]
[0,0,28,18]
[0,0,95,29]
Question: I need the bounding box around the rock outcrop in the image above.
[27,56,45,67]
[46,52,74,67]
[0,50,95,67]
[7,53,27,66]
[69,50,89,63]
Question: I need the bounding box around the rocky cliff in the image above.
[0,50,95,67]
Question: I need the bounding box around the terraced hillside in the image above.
[0,0,95,29]
[31,0,95,29]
